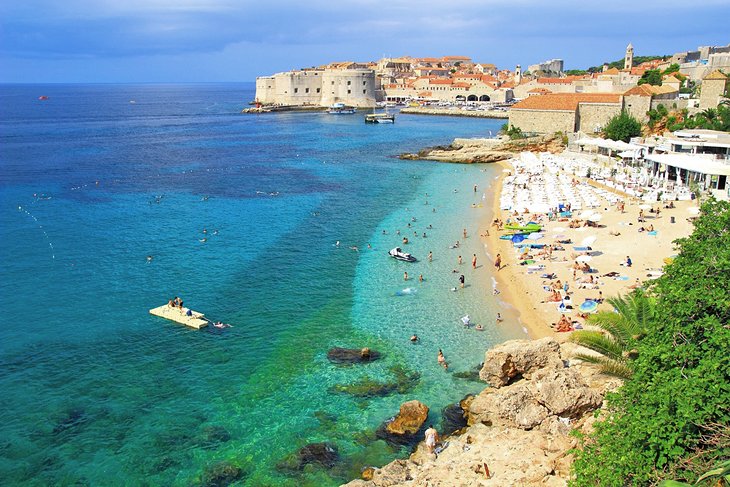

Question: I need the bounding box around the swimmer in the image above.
[419,274,424,282]
[428,251,433,262]
[367,243,372,249]
[349,246,359,252]
[437,349,448,370]
[404,271,409,281]
[410,334,419,342]
[458,255,463,265]
[475,324,484,331]
[496,313,503,323]
[422,233,427,238]
[202,228,208,234]
[463,228,467,238]
[213,230,219,235]
[146,255,154,263]
[335,241,340,247]
[199,238,207,243]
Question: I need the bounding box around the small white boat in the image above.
[365,113,395,123]
[388,247,417,262]
[327,103,356,114]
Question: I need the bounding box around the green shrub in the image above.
[604,111,642,142]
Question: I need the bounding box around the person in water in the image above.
[410,334,419,342]
[437,349,448,370]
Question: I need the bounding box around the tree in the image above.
[638,69,663,86]
[604,111,642,142]
[569,291,655,378]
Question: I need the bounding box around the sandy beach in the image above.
[479,155,696,340]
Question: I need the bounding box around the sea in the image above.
[0,83,519,486]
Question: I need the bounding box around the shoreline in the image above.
[400,107,509,119]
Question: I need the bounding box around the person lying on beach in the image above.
[543,290,562,302]
[541,272,557,279]
[602,271,621,278]
[609,230,621,236]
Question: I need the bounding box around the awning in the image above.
[644,153,730,177]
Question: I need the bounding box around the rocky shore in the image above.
[342,338,620,486]
[399,134,566,164]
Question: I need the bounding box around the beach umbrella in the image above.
[579,210,593,219]
[588,213,602,222]
[581,236,597,247]
[576,255,592,263]
[579,300,599,313]
[639,204,653,210]
[502,168,512,173]
[511,234,525,244]
[527,232,545,240]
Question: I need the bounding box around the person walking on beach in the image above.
[425,425,439,454]
[459,274,465,288]
[463,228,467,239]
[458,255,463,265]
[494,253,502,271]
[472,254,477,269]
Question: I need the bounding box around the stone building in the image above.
[255,67,377,107]
[699,70,729,109]
[509,93,622,134]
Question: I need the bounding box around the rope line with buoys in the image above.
[17,205,55,260]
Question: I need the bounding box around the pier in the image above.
[149,304,208,329]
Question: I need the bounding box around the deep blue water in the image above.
[0,83,513,485]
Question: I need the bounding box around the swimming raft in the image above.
[149,305,208,329]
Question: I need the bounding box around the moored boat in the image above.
[365,113,395,124]
[327,103,356,114]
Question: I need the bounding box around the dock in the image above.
[149,304,209,329]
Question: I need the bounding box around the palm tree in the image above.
[569,291,655,378]
[700,108,718,121]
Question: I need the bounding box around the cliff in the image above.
[399,135,566,164]
[342,338,621,486]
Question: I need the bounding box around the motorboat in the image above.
[327,103,356,114]
[365,113,395,123]
[388,247,417,262]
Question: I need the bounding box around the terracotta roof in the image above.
[603,67,621,75]
[704,70,728,80]
[419,57,441,63]
[537,78,573,84]
[624,85,654,96]
[418,91,432,97]
[452,82,471,88]
[442,56,472,61]
[454,74,483,80]
[663,75,681,83]
[430,79,453,85]
[512,93,621,111]
[500,82,515,88]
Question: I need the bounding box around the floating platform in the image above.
[149,305,208,329]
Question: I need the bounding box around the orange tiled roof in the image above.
[452,82,471,88]
[419,91,432,97]
[442,56,471,61]
[512,93,621,111]
[537,78,573,84]
[603,67,621,75]
[419,57,441,63]
[624,84,654,97]
[430,79,453,85]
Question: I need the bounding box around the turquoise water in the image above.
[0,83,515,485]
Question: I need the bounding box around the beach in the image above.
[478,154,695,340]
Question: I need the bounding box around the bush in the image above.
[571,200,730,486]
[604,111,642,142]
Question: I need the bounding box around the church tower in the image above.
[515,64,522,84]
[624,43,634,70]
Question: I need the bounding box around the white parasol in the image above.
[639,204,653,210]
[576,255,592,263]
[581,236,597,246]
[527,232,545,240]
[588,213,602,222]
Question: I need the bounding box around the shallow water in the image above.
[0,83,513,485]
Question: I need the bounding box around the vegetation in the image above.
[565,69,588,76]
[604,111,642,142]
[586,55,668,73]
[648,104,730,133]
[500,123,526,140]
[638,69,663,86]
[569,292,655,378]
[571,199,730,486]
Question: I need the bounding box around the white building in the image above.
[255,68,377,107]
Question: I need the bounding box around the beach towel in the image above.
[572,246,591,251]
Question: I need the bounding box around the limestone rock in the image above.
[386,400,428,436]
[371,459,413,486]
[530,367,602,418]
[479,337,563,387]
[467,384,548,429]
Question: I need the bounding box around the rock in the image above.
[479,337,564,387]
[468,385,548,429]
[52,408,89,435]
[329,365,420,398]
[376,400,429,446]
[361,466,375,480]
[371,459,413,486]
[276,442,340,472]
[327,347,381,364]
[530,367,603,418]
[199,425,231,448]
[440,397,470,436]
[199,461,245,486]
[296,442,339,469]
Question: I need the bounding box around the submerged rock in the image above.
[329,365,420,398]
[278,442,340,472]
[199,425,231,449]
[327,347,382,364]
[440,396,472,436]
[199,461,245,487]
[52,408,89,435]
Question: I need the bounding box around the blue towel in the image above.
[648,231,658,236]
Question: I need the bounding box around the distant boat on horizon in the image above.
[38,96,48,100]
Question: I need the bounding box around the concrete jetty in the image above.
[149,304,208,329]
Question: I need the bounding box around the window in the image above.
[363,81,366,86]
[347,90,351,94]
[316,88,321,93]
[347,80,351,85]
[363,90,366,94]
[331,81,335,85]
[305,88,309,93]
[294,88,298,93]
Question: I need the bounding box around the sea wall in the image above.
[342,338,621,486]
[400,107,509,119]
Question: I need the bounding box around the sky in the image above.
[1,0,728,83]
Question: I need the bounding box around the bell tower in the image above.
[624,43,634,70]
[515,64,522,84]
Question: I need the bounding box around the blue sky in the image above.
[1,0,728,83]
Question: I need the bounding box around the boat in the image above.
[327,103,356,114]
[504,222,541,233]
[388,247,417,262]
[365,113,395,124]
[38,96,49,101]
